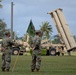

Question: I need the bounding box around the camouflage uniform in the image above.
[1,32,14,71]
[31,35,42,71]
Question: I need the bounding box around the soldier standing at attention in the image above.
[31,30,42,72]
[1,31,14,72]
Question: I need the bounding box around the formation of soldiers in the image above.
[1,31,14,71]
[1,30,42,72]
[1,30,66,72]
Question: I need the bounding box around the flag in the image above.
[27,20,35,37]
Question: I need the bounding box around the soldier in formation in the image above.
[1,31,16,72]
[31,30,42,72]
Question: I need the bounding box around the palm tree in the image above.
[52,34,62,44]
[0,0,2,8]
[40,21,52,39]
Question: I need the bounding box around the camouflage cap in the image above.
[35,30,43,34]
[5,31,10,35]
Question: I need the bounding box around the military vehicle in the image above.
[41,38,66,56]
[12,40,27,55]
[46,8,76,56]
[20,8,76,56]
[11,8,76,56]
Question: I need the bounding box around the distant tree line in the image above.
[0,0,2,8]
[0,19,10,39]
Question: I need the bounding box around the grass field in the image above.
[0,55,76,75]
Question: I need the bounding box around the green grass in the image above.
[0,55,76,75]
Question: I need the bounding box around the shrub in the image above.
[30,48,47,56]
[30,48,32,55]
[41,48,47,56]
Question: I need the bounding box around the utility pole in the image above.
[11,2,14,40]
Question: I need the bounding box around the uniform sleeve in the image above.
[33,36,41,48]
[7,38,14,46]
[35,38,41,46]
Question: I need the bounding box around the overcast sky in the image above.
[0,0,76,37]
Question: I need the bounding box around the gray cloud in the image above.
[0,0,76,37]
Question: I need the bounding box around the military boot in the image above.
[1,67,5,72]
[36,68,39,72]
[31,69,34,72]
[6,69,9,72]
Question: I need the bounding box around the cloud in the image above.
[0,0,76,37]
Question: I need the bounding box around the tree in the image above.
[40,21,52,39]
[0,0,2,8]
[27,20,35,37]
[0,19,7,38]
[52,34,61,44]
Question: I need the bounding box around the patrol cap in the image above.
[5,31,10,35]
[35,30,43,34]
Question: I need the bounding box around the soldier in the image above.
[1,31,14,72]
[31,30,42,72]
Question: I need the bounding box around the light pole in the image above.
[11,2,14,40]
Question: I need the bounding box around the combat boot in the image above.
[31,69,34,72]
[36,68,39,72]
[1,67,5,72]
[6,69,9,72]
